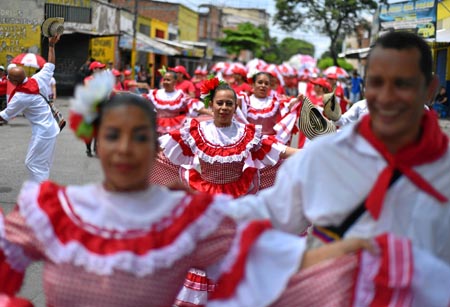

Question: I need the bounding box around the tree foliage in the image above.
[219,23,269,57]
[317,57,354,72]
[220,23,315,64]
[279,37,315,61]
[274,0,378,66]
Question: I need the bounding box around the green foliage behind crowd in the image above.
[219,22,315,64]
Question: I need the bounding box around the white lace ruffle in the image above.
[18,181,232,277]
[0,211,32,271]
[150,89,186,110]
[246,96,280,120]
[160,134,195,166]
[207,225,306,307]
[185,119,264,164]
[162,119,266,165]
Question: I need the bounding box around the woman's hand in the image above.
[300,238,377,269]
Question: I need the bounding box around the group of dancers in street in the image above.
[1,31,450,307]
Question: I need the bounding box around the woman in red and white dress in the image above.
[150,80,299,198]
[143,70,211,135]
[242,72,302,188]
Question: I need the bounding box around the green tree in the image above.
[317,57,354,72]
[219,23,269,58]
[274,0,378,66]
[255,25,282,64]
[279,37,315,62]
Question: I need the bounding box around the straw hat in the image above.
[41,17,64,37]
[322,92,341,121]
[298,96,337,140]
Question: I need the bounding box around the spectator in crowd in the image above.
[123,69,149,94]
[77,57,94,84]
[0,66,7,113]
[350,70,364,104]
[432,85,449,118]
[170,65,196,98]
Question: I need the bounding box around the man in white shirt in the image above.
[0,34,61,182]
[333,99,368,127]
[231,31,450,268]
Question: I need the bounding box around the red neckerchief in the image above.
[8,78,40,102]
[358,111,448,219]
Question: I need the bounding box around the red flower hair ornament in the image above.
[200,77,227,108]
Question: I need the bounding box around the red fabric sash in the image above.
[358,111,448,219]
[8,78,40,102]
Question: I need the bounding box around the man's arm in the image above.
[47,34,60,65]
[227,153,309,234]
[0,94,30,122]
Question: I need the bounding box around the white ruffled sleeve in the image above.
[187,97,205,117]
[159,128,195,166]
[248,135,286,169]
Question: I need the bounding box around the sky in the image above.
[165,0,331,59]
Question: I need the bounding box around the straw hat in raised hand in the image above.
[298,96,337,140]
[322,92,342,121]
[41,17,64,37]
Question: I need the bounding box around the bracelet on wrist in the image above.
[49,44,55,48]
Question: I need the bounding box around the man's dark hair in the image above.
[369,31,433,84]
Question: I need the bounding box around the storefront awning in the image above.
[154,38,194,50]
[339,47,370,59]
[64,29,120,36]
[119,33,180,56]
[436,29,450,43]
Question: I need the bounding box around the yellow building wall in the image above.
[438,0,450,20]
[138,15,152,36]
[178,6,198,41]
[151,19,169,39]
[90,36,115,65]
[0,24,41,67]
[149,19,169,81]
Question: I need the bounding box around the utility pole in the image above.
[131,0,138,80]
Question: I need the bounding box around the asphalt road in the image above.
[1,98,449,306]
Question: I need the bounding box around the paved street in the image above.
[1,98,450,306]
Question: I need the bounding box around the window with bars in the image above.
[45,3,92,24]
[139,24,151,35]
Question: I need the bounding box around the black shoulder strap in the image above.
[322,169,403,238]
[38,92,51,105]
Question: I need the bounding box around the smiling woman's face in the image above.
[96,104,156,192]
[253,74,270,98]
[211,89,237,127]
